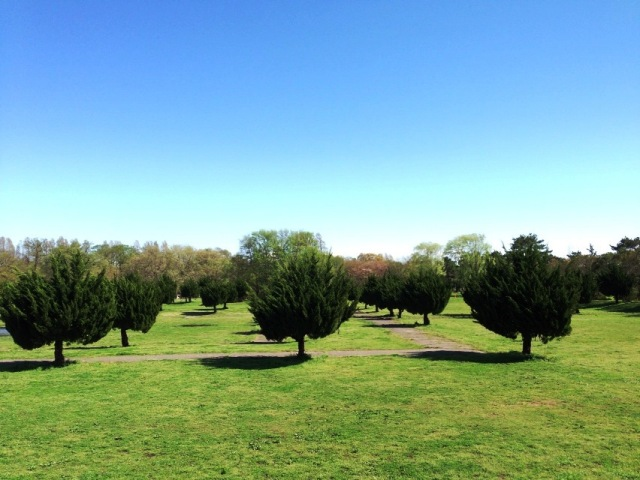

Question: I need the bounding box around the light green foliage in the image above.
[239,229,325,294]
[407,242,444,273]
[249,248,356,356]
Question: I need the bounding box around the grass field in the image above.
[1,298,638,479]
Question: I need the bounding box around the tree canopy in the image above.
[463,235,579,355]
[113,274,162,347]
[0,248,115,365]
[249,248,356,357]
[401,267,452,325]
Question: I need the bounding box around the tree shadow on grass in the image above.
[364,323,417,329]
[182,311,215,317]
[439,313,475,319]
[406,350,543,364]
[235,330,262,336]
[181,323,216,327]
[66,345,119,350]
[234,340,293,345]
[0,359,78,372]
[199,355,310,370]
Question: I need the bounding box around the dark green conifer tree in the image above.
[179,278,200,303]
[113,275,162,347]
[156,273,177,304]
[360,274,382,312]
[200,277,229,313]
[378,269,404,317]
[597,261,633,304]
[0,248,115,366]
[249,249,357,357]
[463,235,579,355]
[401,267,451,325]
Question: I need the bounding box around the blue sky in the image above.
[1,0,638,259]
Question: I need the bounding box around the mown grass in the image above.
[0,301,418,361]
[0,298,638,479]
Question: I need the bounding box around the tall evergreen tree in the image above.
[378,268,405,317]
[113,275,162,347]
[463,236,579,355]
[0,248,115,366]
[360,274,382,311]
[156,273,177,304]
[401,267,451,325]
[249,249,357,357]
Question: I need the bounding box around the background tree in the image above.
[113,275,162,347]
[463,235,579,355]
[179,278,200,303]
[407,242,444,273]
[156,273,177,304]
[0,237,23,284]
[401,267,451,325]
[91,242,137,279]
[200,277,229,313]
[0,247,115,366]
[19,237,55,272]
[249,249,357,357]
[238,229,324,294]
[360,274,383,311]
[378,268,405,317]
[567,247,600,304]
[597,261,633,304]
[442,234,491,291]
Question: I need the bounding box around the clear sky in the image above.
[1,1,638,259]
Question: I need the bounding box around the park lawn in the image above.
[0,300,419,362]
[0,299,638,479]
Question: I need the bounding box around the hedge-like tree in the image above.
[179,278,200,303]
[378,268,405,317]
[463,235,579,355]
[597,261,633,304]
[249,248,357,357]
[156,273,177,304]
[0,248,115,366]
[200,277,231,313]
[402,267,451,325]
[360,274,382,311]
[113,275,162,347]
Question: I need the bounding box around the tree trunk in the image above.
[213,305,217,313]
[121,328,130,347]
[388,308,394,317]
[54,339,65,366]
[296,337,306,358]
[397,309,404,319]
[375,306,379,312]
[522,334,532,355]
[423,313,430,326]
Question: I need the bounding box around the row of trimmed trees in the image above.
[360,267,451,325]
[247,234,582,357]
[0,248,163,365]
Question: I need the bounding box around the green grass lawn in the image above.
[0,298,638,479]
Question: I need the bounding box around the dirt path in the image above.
[354,313,480,352]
